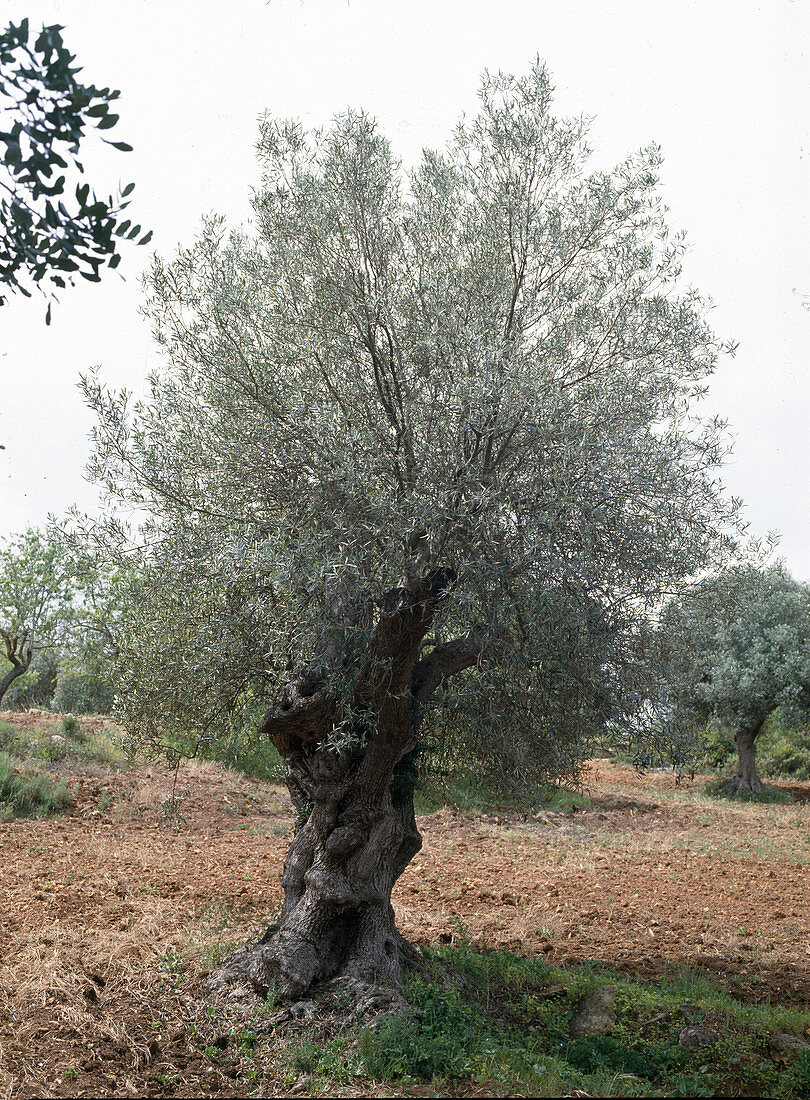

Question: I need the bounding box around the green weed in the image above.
[288,1035,355,1084]
[158,950,184,976]
[415,767,588,814]
[97,790,114,812]
[359,978,489,1080]
[352,947,810,1098]
[703,779,795,805]
[563,1033,688,1078]
[0,751,73,819]
[659,965,733,1005]
[431,940,552,993]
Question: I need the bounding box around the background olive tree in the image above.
[0,527,73,706]
[80,63,740,1005]
[0,527,129,714]
[656,564,810,794]
[48,551,132,715]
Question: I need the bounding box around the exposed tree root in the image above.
[205,930,424,1021]
[723,774,764,796]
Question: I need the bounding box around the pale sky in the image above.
[1,0,809,577]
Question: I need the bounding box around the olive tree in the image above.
[0,526,73,706]
[49,551,135,714]
[82,63,739,1007]
[657,565,810,794]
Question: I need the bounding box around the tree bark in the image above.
[726,722,764,795]
[208,569,474,1009]
[0,631,33,708]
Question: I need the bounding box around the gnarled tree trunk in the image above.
[209,568,480,1008]
[726,721,764,795]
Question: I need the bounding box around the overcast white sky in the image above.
[1,0,809,578]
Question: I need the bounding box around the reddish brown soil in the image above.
[1,713,809,1096]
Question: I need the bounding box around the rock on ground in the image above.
[569,985,617,1038]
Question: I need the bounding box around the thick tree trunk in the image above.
[726,723,764,795]
[209,569,472,1010]
[233,747,425,1007]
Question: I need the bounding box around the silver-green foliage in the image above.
[51,552,135,714]
[80,63,739,783]
[0,527,136,713]
[657,564,810,737]
[0,526,74,705]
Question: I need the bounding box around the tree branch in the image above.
[411,634,485,707]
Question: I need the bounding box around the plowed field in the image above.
[1,712,808,1097]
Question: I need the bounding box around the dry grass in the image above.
[1,721,809,1096]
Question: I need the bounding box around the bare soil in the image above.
[1,713,809,1096]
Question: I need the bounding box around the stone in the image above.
[678,1025,718,1050]
[768,1032,810,1061]
[569,985,617,1038]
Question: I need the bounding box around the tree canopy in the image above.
[656,564,810,792]
[81,61,739,784]
[0,18,150,320]
[0,526,74,706]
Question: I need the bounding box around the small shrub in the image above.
[52,668,115,715]
[785,1048,810,1097]
[290,1039,321,1074]
[564,1033,687,1078]
[757,714,810,782]
[0,719,21,755]
[61,714,81,736]
[0,751,73,819]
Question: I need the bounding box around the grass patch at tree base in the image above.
[244,946,810,1098]
[703,778,795,804]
